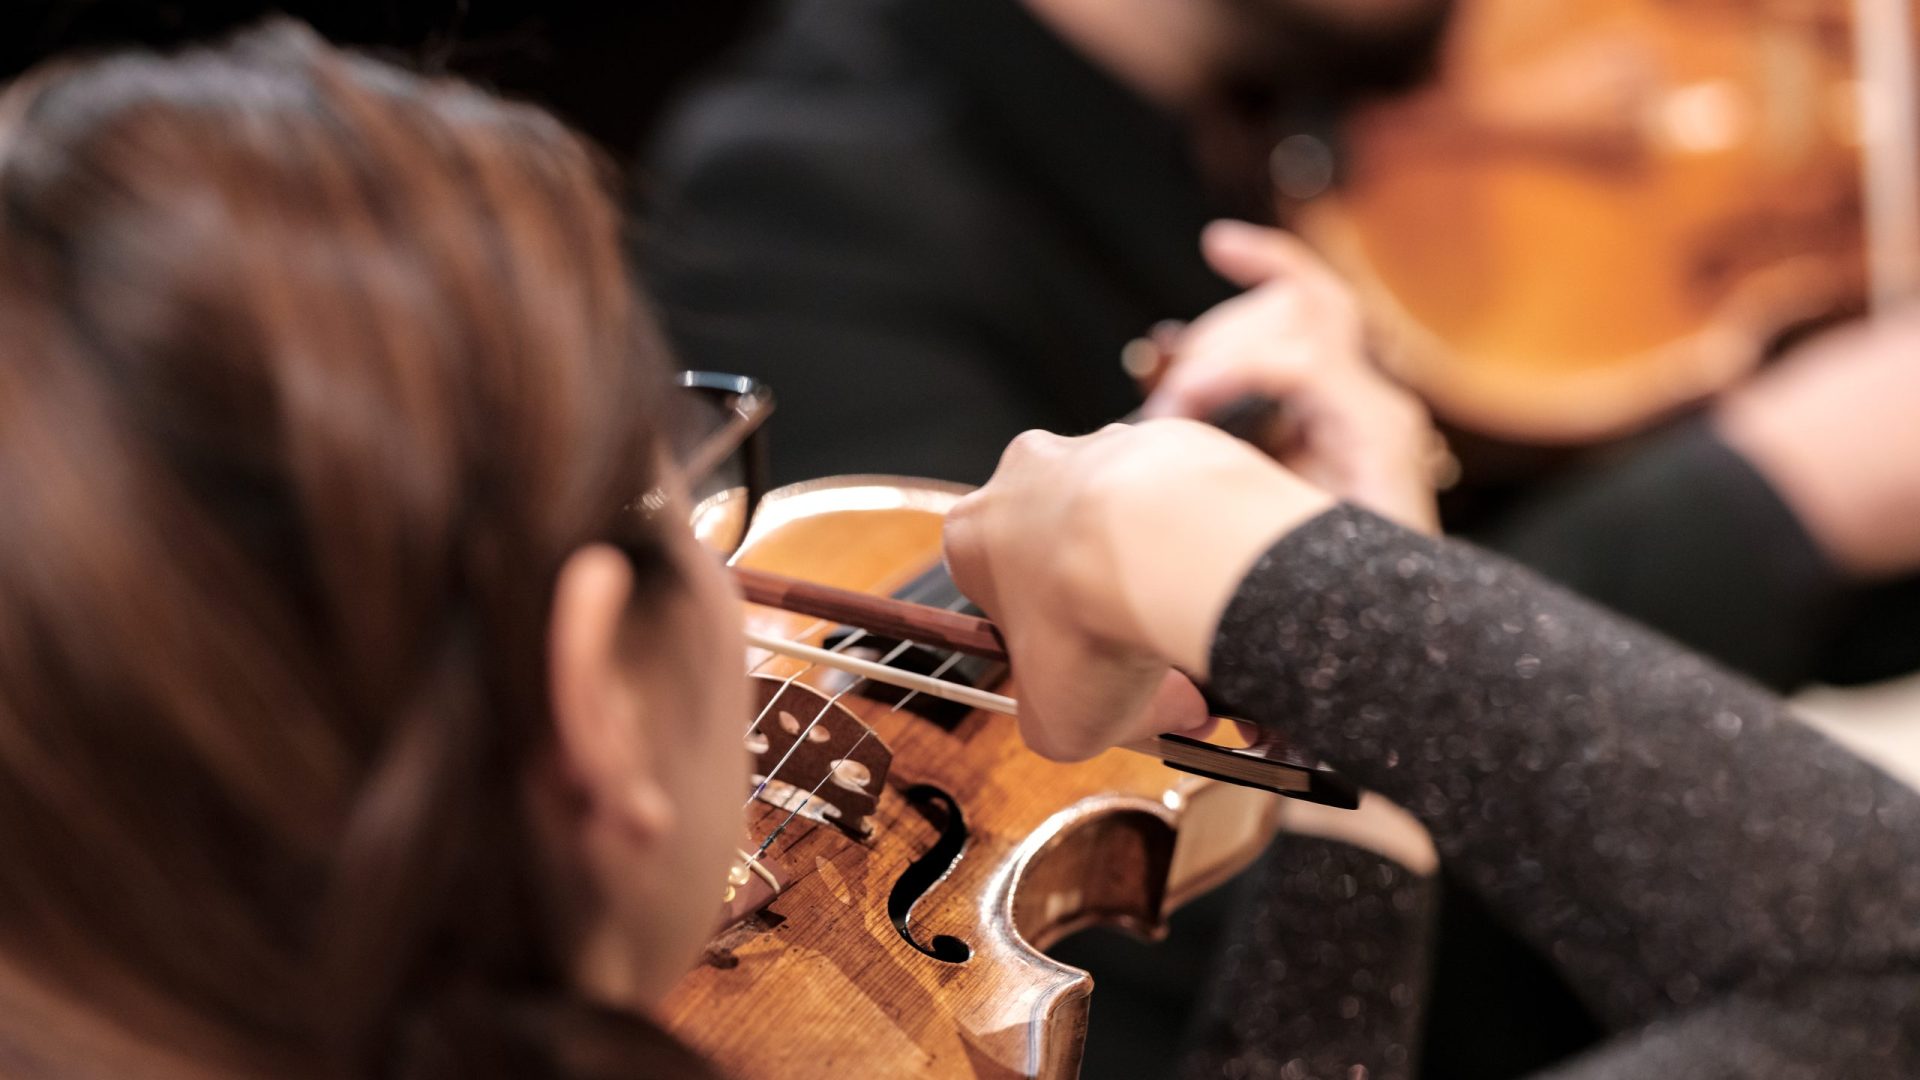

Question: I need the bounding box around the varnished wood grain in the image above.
[663,478,1281,1079]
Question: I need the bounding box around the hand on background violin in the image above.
[1142,220,1441,534]
[944,421,1333,761]
[1715,307,1920,580]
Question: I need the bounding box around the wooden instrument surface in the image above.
[1301,0,1897,443]
[660,477,1281,1079]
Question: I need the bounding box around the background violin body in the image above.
[1295,0,1914,444]
[662,476,1285,1078]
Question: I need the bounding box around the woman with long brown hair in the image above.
[0,23,740,1078]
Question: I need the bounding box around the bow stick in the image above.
[735,566,1357,807]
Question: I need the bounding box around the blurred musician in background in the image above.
[639,0,1450,485]
[1145,221,1920,696]
[640,0,1919,696]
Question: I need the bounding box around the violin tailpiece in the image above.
[715,850,789,937]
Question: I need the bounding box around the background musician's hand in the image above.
[1142,220,1441,534]
[1715,308,1920,580]
[943,421,1332,760]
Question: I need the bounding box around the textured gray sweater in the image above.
[1184,506,1920,1079]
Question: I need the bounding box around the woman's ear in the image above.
[547,544,674,840]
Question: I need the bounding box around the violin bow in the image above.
[735,566,1358,809]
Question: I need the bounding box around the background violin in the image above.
[1287,0,1920,445]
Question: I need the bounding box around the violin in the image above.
[1289,0,1920,445]
[659,474,1353,1078]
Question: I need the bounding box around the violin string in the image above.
[745,619,837,676]
[741,564,955,727]
[746,726,876,867]
[741,625,1031,863]
[739,567,969,854]
[741,564,946,680]
[743,688,847,810]
[887,591,978,714]
[745,666,810,735]
[886,649,967,715]
[743,637,916,809]
[743,636,980,861]
[744,620,878,741]
[742,627,906,742]
[743,628,865,736]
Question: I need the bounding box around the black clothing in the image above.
[3,2,770,162]
[642,0,1238,486]
[1476,418,1920,693]
[1190,506,1920,1078]
[1482,420,1849,692]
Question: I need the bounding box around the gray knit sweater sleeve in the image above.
[1205,505,1920,1076]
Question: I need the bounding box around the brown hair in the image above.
[0,22,716,1080]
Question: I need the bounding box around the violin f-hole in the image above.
[887,784,972,963]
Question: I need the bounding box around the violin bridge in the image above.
[744,674,894,835]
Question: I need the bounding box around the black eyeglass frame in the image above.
[675,370,774,558]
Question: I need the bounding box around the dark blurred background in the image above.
[0,1,769,164]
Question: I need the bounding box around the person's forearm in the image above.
[1205,506,1920,1032]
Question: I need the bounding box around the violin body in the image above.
[1300,0,1892,444]
[661,476,1283,1078]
